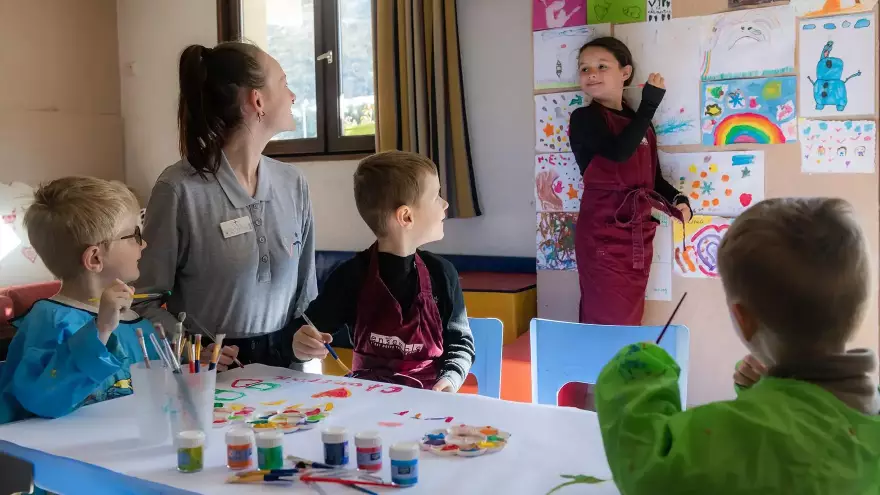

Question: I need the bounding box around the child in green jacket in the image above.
[596,197,880,494]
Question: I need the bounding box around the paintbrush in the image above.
[88,290,171,303]
[656,292,687,344]
[194,335,202,373]
[176,312,186,363]
[623,83,646,90]
[155,324,180,370]
[135,328,151,369]
[187,314,245,369]
[301,313,352,377]
[209,333,225,371]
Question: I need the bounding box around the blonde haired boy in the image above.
[0,177,159,424]
[595,197,880,494]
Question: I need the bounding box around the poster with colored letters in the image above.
[616,17,702,145]
[535,153,584,212]
[798,14,876,118]
[699,5,796,81]
[700,76,798,147]
[533,25,611,90]
[535,91,586,152]
[673,215,732,279]
[588,0,646,25]
[659,150,765,216]
[533,0,587,31]
[537,212,577,271]
[799,119,877,173]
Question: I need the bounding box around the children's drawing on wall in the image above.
[535,153,584,212]
[533,0,587,31]
[534,25,611,90]
[699,5,796,81]
[535,91,586,152]
[537,212,578,271]
[673,215,732,278]
[798,15,875,118]
[701,76,798,146]
[659,150,765,216]
[588,0,646,25]
[647,0,672,22]
[0,182,52,286]
[616,17,702,145]
[646,214,672,301]
[793,0,878,17]
[800,119,876,173]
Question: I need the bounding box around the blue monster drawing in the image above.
[807,41,862,112]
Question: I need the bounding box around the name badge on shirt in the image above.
[220,216,254,239]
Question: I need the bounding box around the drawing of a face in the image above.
[856,146,866,157]
[837,147,847,157]
[708,11,778,54]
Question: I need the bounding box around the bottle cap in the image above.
[177,430,205,448]
[355,431,381,448]
[390,442,419,461]
[322,427,348,444]
[226,428,254,445]
[255,430,283,448]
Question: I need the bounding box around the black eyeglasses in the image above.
[118,225,144,246]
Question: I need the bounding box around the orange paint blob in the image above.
[721,175,730,182]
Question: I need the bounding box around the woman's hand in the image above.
[200,344,240,371]
[675,203,692,223]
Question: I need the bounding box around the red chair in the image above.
[0,281,62,360]
[557,382,595,411]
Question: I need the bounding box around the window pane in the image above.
[338,0,375,137]
[243,0,317,140]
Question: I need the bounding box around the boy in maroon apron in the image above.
[569,37,692,325]
[286,151,475,392]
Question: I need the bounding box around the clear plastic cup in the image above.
[129,362,171,446]
[166,368,217,447]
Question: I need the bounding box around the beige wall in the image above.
[539,1,880,405]
[0,0,123,184]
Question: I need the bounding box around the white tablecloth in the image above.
[0,364,618,494]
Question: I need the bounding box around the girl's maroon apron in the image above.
[350,245,444,389]
[575,105,682,325]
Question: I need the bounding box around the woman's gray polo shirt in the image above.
[135,155,317,340]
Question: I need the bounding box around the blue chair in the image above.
[467,318,503,398]
[529,319,690,409]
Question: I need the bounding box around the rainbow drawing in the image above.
[712,113,787,145]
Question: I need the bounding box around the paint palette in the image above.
[213,403,333,434]
[420,425,510,458]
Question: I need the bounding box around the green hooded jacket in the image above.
[596,343,880,494]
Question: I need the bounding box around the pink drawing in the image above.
[378,422,404,428]
[20,246,37,263]
[533,0,586,31]
[230,379,262,389]
[748,96,760,109]
[2,209,16,224]
[776,101,794,122]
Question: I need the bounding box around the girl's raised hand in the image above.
[647,73,666,90]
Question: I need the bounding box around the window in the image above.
[218,0,376,157]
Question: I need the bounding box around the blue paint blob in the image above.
[819,122,829,131]
[845,121,853,130]
[865,123,875,132]
[823,23,837,30]
[802,23,817,30]
[842,21,852,28]
[854,19,871,29]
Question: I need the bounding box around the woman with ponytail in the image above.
[135,42,317,370]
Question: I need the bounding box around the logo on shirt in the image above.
[640,137,649,146]
[283,236,302,257]
[369,333,424,355]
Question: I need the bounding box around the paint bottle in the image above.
[256,430,284,470]
[354,431,382,471]
[226,428,254,470]
[390,442,419,486]
[176,430,205,473]
[322,427,349,466]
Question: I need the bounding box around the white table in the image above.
[0,364,618,494]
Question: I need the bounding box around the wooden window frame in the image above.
[217,0,375,159]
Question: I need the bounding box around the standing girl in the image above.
[569,37,691,325]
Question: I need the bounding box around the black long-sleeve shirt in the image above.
[286,249,475,390]
[569,85,688,208]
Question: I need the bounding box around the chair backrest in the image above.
[0,451,34,495]
[467,318,503,398]
[529,319,690,408]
